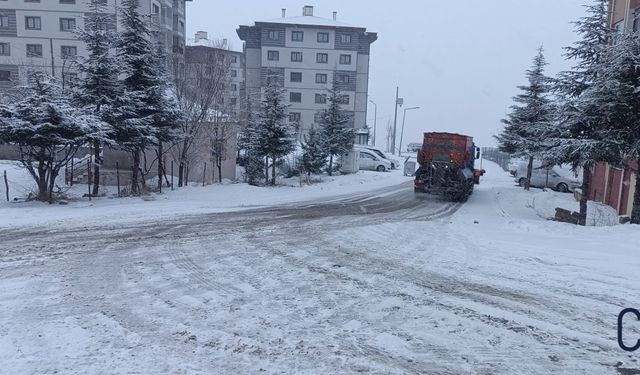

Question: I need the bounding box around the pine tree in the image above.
[0,73,108,202]
[252,78,296,185]
[300,126,328,176]
[318,77,355,176]
[496,46,555,190]
[115,0,180,195]
[74,0,121,196]
[594,32,640,224]
[549,0,619,225]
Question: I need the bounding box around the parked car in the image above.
[406,142,422,153]
[355,145,400,169]
[358,150,392,172]
[514,166,580,192]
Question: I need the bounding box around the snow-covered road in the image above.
[1,163,639,374]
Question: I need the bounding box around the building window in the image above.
[340,34,352,43]
[267,50,279,61]
[230,97,237,106]
[231,70,237,77]
[61,45,77,59]
[267,30,279,40]
[317,32,329,43]
[230,55,237,63]
[0,42,9,56]
[60,17,76,31]
[92,0,108,4]
[337,74,350,84]
[24,0,40,2]
[315,93,327,104]
[0,15,9,28]
[60,0,76,4]
[289,92,302,103]
[0,70,10,81]
[291,51,303,62]
[339,54,351,65]
[316,53,328,63]
[290,72,302,82]
[25,16,41,30]
[314,112,323,123]
[340,95,350,104]
[231,83,238,91]
[289,112,301,123]
[26,44,43,58]
[291,31,304,41]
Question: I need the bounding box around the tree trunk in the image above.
[578,165,592,226]
[91,140,100,196]
[157,142,163,192]
[48,168,58,204]
[271,155,276,186]
[265,157,269,185]
[36,161,48,201]
[131,150,140,196]
[178,162,184,187]
[630,171,640,224]
[525,155,533,191]
[217,157,222,184]
[328,154,334,176]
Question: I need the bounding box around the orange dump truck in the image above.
[414,132,485,201]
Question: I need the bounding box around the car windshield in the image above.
[3,2,640,375]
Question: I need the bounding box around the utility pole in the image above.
[392,87,403,155]
[369,99,377,146]
[400,107,420,157]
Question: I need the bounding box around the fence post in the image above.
[70,158,74,187]
[171,160,174,191]
[116,162,121,197]
[203,163,207,187]
[3,170,8,202]
[87,158,91,201]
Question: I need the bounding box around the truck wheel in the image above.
[376,165,386,172]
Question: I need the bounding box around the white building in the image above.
[237,5,377,142]
[0,0,189,93]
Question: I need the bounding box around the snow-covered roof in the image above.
[258,15,360,29]
[186,38,242,54]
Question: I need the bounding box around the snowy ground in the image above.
[1,160,639,374]
[0,160,409,229]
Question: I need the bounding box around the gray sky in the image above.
[186,0,589,148]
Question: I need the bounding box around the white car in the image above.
[358,150,392,172]
[514,166,580,192]
[355,145,400,169]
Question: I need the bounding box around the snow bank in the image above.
[0,162,410,229]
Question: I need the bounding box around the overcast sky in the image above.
[186,0,590,148]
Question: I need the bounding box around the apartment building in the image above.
[237,5,377,140]
[186,31,244,118]
[0,0,190,92]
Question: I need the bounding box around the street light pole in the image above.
[400,106,420,157]
[369,99,377,146]
[392,87,403,154]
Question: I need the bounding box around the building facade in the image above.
[186,31,244,118]
[237,5,377,140]
[586,0,639,218]
[0,0,189,93]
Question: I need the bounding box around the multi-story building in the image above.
[237,5,377,141]
[0,0,190,93]
[186,31,244,118]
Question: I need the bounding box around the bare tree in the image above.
[171,40,232,186]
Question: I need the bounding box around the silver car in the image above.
[514,166,580,192]
[358,150,392,172]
